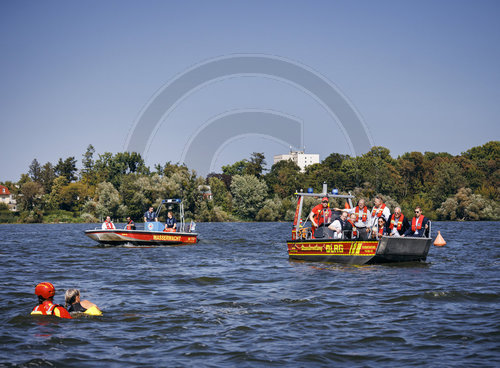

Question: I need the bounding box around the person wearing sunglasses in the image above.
[403,207,429,237]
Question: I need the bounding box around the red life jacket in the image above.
[312,204,332,227]
[412,216,424,231]
[355,206,368,222]
[389,214,404,230]
[348,219,357,236]
[31,301,72,319]
[344,201,351,209]
[378,226,384,236]
[105,221,114,229]
[372,204,386,218]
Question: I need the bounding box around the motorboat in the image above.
[287,184,431,264]
[85,199,198,246]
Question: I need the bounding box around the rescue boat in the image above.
[287,184,432,265]
[85,199,198,246]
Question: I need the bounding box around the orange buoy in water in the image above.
[434,231,446,247]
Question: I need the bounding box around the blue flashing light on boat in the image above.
[307,188,314,193]
[332,189,339,194]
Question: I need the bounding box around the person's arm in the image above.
[53,306,72,319]
[102,223,107,230]
[308,211,317,227]
[80,299,100,311]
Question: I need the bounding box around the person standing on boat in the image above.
[102,216,115,230]
[126,217,136,230]
[388,207,409,237]
[164,211,177,232]
[144,206,157,222]
[403,207,429,237]
[308,197,332,237]
[31,282,72,319]
[370,196,390,228]
[336,199,371,240]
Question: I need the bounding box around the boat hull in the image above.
[85,229,198,246]
[287,236,431,265]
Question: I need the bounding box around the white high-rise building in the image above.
[273,150,320,172]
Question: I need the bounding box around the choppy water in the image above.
[0,222,499,367]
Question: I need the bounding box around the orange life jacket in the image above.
[344,201,351,209]
[348,219,357,236]
[31,301,72,319]
[411,216,424,231]
[312,204,332,227]
[355,206,368,222]
[389,214,404,230]
[372,204,386,218]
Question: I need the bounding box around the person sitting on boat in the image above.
[388,207,409,237]
[370,196,390,229]
[144,207,158,222]
[336,199,371,240]
[65,289,102,316]
[163,211,177,232]
[102,216,115,230]
[126,217,136,230]
[339,211,353,239]
[348,213,358,239]
[371,217,388,239]
[308,197,332,238]
[31,282,72,319]
[403,207,429,237]
[328,217,343,239]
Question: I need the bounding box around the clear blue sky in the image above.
[1,0,499,180]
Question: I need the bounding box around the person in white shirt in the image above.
[102,216,115,230]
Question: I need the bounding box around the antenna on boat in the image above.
[322,182,327,195]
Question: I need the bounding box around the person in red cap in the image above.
[308,197,332,237]
[31,282,72,319]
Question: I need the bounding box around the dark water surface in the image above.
[0,222,499,367]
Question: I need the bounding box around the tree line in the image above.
[0,141,498,223]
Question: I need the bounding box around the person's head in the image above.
[341,211,348,221]
[126,217,131,222]
[321,197,328,207]
[358,199,365,208]
[35,282,55,304]
[106,216,111,222]
[374,196,382,207]
[394,207,402,217]
[378,218,386,226]
[167,211,173,218]
[65,289,80,307]
[149,207,154,212]
[415,207,422,217]
[350,213,356,222]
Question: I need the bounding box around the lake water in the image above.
[0,222,499,367]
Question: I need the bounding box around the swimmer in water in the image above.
[65,289,102,316]
[31,282,72,319]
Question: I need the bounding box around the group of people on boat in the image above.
[100,206,177,232]
[31,282,102,319]
[308,196,429,240]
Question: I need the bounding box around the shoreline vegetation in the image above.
[1,141,498,224]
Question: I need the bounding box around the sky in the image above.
[1,0,499,181]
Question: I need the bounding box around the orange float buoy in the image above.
[434,231,446,247]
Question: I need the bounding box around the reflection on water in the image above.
[0,221,499,367]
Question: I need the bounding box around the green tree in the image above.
[208,177,232,212]
[244,152,266,178]
[55,157,78,182]
[18,181,44,211]
[222,159,249,176]
[230,175,268,219]
[95,182,121,219]
[28,159,42,182]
